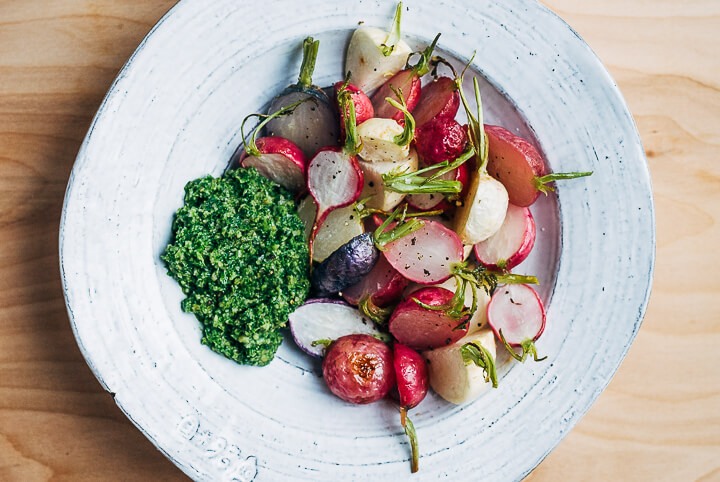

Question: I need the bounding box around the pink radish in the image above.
[307,87,364,257]
[342,256,409,307]
[415,117,468,166]
[371,34,440,122]
[487,284,547,362]
[413,76,460,128]
[322,334,396,404]
[239,98,311,194]
[389,287,469,350]
[473,204,536,271]
[393,343,428,473]
[334,80,374,138]
[485,125,592,207]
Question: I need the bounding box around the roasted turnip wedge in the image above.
[372,34,440,122]
[239,98,311,193]
[342,255,409,307]
[358,148,418,211]
[311,205,425,297]
[412,76,459,128]
[422,328,497,404]
[297,196,364,263]
[322,334,396,404]
[485,125,593,207]
[474,204,535,271]
[307,87,365,258]
[389,287,469,350]
[289,299,384,357]
[487,284,547,362]
[267,37,339,158]
[393,343,428,473]
[344,3,412,93]
[452,76,509,244]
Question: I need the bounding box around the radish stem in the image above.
[386,86,415,146]
[405,33,441,77]
[338,78,363,156]
[381,2,404,56]
[498,329,547,362]
[534,171,594,195]
[298,37,319,89]
[382,145,475,195]
[460,341,498,387]
[401,409,420,473]
[358,294,394,325]
[241,98,312,156]
[374,204,425,250]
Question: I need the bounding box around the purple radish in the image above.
[389,287,469,350]
[474,204,536,271]
[311,204,425,297]
[322,334,396,404]
[487,284,547,362]
[393,343,428,473]
[288,299,384,357]
[239,98,310,194]
[307,85,365,258]
[266,37,339,158]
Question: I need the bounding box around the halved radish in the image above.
[334,80,374,138]
[412,76,459,128]
[356,118,409,163]
[474,204,535,271]
[297,197,364,263]
[393,343,428,473]
[434,274,491,335]
[389,287,469,350]
[487,284,547,362]
[289,299,383,357]
[307,88,365,256]
[485,125,592,207]
[342,256,409,307]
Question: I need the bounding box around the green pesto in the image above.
[162,167,310,366]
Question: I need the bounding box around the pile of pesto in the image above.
[162,167,310,366]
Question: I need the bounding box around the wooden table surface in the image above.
[1,1,718,480]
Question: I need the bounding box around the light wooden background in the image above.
[1,1,718,480]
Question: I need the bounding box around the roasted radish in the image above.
[487,283,547,362]
[267,37,339,158]
[334,81,374,138]
[422,328,497,404]
[289,299,384,357]
[413,76,459,128]
[485,125,592,207]
[371,34,440,122]
[357,90,415,163]
[474,204,535,271]
[322,334,396,404]
[406,160,469,210]
[415,117,468,165]
[297,197,364,263]
[389,287,469,350]
[344,3,412,93]
[393,343,428,473]
[342,255,409,307]
[434,274,491,335]
[307,88,365,257]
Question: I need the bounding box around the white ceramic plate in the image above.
[60,1,654,480]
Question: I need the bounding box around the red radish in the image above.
[487,284,547,362]
[389,287,469,350]
[393,343,428,473]
[334,81,374,138]
[239,98,311,194]
[412,76,460,128]
[474,204,536,271]
[342,256,409,307]
[307,87,364,256]
[415,117,468,165]
[322,334,396,404]
[485,125,593,207]
[371,34,440,122]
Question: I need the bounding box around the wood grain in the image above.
[0,0,717,480]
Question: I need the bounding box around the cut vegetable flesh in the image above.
[358,148,418,211]
[242,153,305,194]
[289,299,382,358]
[474,204,535,271]
[344,26,412,93]
[453,171,509,245]
[342,255,409,307]
[297,197,364,262]
[383,219,463,284]
[485,124,546,207]
[487,284,545,346]
[357,118,409,163]
[307,148,364,228]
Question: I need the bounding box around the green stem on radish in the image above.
[381,2,404,56]
[412,274,477,325]
[401,408,420,473]
[371,332,393,343]
[405,33,441,77]
[297,37,319,89]
[241,98,313,156]
[534,171,594,195]
[374,204,426,250]
[460,341,498,387]
[455,56,490,172]
[358,294,394,326]
[337,76,363,156]
[311,338,333,348]
[382,145,475,195]
[385,86,415,146]
[498,329,547,363]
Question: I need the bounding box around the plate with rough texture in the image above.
[59,0,654,480]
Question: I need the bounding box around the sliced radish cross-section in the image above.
[474,204,535,271]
